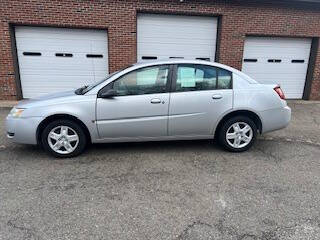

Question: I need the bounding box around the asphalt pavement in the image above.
[0,101,320,240]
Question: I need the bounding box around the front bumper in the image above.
[260,106,291,134]
[6,116,44,145]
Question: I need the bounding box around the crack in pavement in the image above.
[260,136,320,148]
[175,218,320,240]
[255,145,282,163]
[310,110,320,127]
[7,219,40,240]
[176,220,214,240]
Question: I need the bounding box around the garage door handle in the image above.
[151,98,162,104]
[212,94,223,99]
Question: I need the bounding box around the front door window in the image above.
[112,65,170,96]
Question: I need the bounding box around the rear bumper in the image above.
[260,106,291,134]
[6,116,44,145]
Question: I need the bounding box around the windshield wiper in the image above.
[75,85,88,95]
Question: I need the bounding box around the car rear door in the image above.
[96,65,172,139]
[168,64,233,137]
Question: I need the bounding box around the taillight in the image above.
[274,86,286,100]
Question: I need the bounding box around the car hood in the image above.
[16,90,79,108]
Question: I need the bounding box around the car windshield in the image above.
[75,65,132,95]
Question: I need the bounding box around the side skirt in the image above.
[93,135,213,143]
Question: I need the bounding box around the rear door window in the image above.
[174,64,232,92]
[218,69,232,89]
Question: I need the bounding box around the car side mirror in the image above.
[100,89,117,98]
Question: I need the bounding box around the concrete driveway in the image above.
[0,101,320,240]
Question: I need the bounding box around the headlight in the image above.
[9,107,25,118]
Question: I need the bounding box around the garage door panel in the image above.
[244,52,310,59]
[243,64,309,74]
[15,27,107,40]
[138,22,216,30]
[20,68,95,76]
[139,29,216,40]
[17,52,93,61]
[94,74,109,81]
[139,38,216,46]
[244,74,308,86]
[17,53,107,68]
[20,75,95,85]
[18,59,93,70]
[244,47,310,57]
[244,52,310,60]
[242,37,311,99]
[243,61,309,66]
[92,63,109,72]
[20,76,96,86]
[139,30,216,39]
[245,37,311,46]
[137,14,217,62]
[139,43,215,53]
[15,26,108,98]
[245,43,311,49]
[138,14,216,26]
[286,94,303,99]
[137,54,212,62]
[92,64,109,71]
[17,51,92,58]
[16,39,94,52]
[244,44,311,50]
[20,75,96,97]
[91,41,109,52]
[246,73,307,82]
[137,52,213,59]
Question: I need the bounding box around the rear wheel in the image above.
[41,120,87,158]
[218,116,257,152]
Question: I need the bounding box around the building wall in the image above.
[0,0,320,100]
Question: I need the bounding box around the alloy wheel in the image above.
[226,122,253,149]
[47,126,79,154]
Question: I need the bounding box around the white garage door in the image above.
[15,26,108,98]
[242,37,311,99]
[137,14,217,62]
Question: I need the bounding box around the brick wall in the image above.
[0,0,320,100]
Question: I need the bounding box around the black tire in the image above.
[41,119,87,158]
[218,116,257,152]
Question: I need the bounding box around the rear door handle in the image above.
[212,94,223,100]
[151,98,162,104]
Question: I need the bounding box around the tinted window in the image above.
[218,69,232,89]
[175,65,217,92]
[112,65,169,96]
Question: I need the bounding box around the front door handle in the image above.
[212,94,223,100]
[151,98,162,104]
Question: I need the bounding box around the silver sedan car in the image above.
[6,60,291,158]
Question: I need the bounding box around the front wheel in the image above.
[41,120,87,158]
[218,116,257,152]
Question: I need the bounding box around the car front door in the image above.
[168,64,233,137]
[96,65,171,139]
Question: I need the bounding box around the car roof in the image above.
[134,59,227,68]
